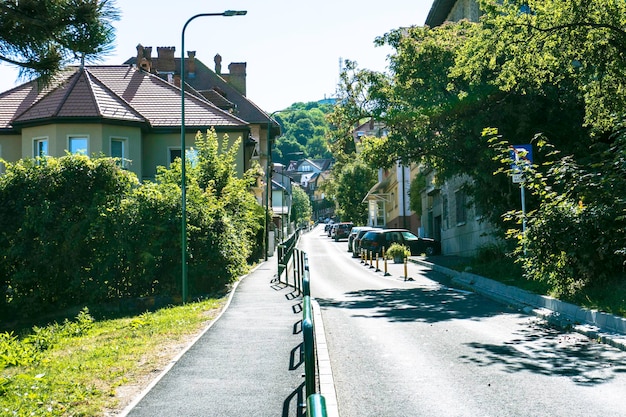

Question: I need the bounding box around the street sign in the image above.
[510,144,533,183]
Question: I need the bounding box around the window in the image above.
[455,189,467,225]
[34,138,49,158]
[442,195,449,229]
[68,136,88,155]
[169,148,198,167]
[169,148,182,164]
[111,138,128,168]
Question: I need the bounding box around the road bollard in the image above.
[403,256,410,281]
[369,251,374,269]
[375,253,380,272]
[384,255,390,276]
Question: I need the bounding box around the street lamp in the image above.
[181,10,247,303]
[264,110,287,260]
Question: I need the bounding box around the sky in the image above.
[0,0,435,113]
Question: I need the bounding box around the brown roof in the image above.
[125,55,276,125]
[0,65,248,130]
[425,0,457,27]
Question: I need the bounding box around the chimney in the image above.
[157,46,176,73]
[187,51,196,78]
[136,44,152,72]
[226,62,246,96]
[214,53,222,74]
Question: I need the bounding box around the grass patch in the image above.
[0,297,227,416]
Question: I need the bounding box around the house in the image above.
[126,45,281,204]
[358,118,419,232]
[0,64,251,182]
[425,0,481,27]
[272,162,292,241]
[285,158,334,221]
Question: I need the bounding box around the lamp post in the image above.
[264,110,287,260]
[181,10,246,303]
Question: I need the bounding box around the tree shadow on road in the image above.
[317,286,626,386]
[316,285,517,324]
[461,318,626,386]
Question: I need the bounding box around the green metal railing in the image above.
[275,231,327,416]
[307,393,328,417]
[303,295,316,398]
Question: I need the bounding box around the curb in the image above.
[408,258,626,351]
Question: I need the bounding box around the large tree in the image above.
[336,0,626,294]
[0,0,119,83]
[324,158,377,225]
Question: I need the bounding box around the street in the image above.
[299,225,626,417]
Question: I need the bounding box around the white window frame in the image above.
[33,137,49,158]
[68,135,89,155]
[110,137,128,168]
[168,147,198,167]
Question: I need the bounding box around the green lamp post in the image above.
[181,10,247,303]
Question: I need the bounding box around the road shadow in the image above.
[316,285,518,324]
[461,318,626,386]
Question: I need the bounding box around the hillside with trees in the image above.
[272,102,334,165]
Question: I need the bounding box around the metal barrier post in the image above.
[303,254,310,296]
[293,248,298,288]
[303,295,316,398]
[403,256,409,281]
[306,393,328,417]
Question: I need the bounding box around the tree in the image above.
[329,158,377,224]
[272,102,333,165]
[0,0,119,83]
[456,0,626,133]
[339,1,626,293]
[290,184,312,227]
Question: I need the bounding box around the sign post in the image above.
[510,145,533,254]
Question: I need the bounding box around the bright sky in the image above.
[0,0,435,112]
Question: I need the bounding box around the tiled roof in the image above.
[125,55,275,125]
[201,89,235,111]
[15,69,144,124]
[425,0,457,27]
[0,65,248,130]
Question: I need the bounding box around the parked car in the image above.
[347,226,366,252]
[351,227,377,257]
[331,222,353,241]
[359,229,441,257]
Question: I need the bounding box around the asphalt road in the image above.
[300,225,626,417]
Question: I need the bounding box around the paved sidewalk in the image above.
[121,261,307,417]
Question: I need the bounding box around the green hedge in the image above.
[0,130,263,322]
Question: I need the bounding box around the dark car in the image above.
[347,226,367,252]
[351,227,377,257]
[359,229,441,257]
[331,222,353,241]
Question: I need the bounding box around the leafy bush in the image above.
[385,243,410,260]
[502,138,626,296]
[0,129,265,322]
